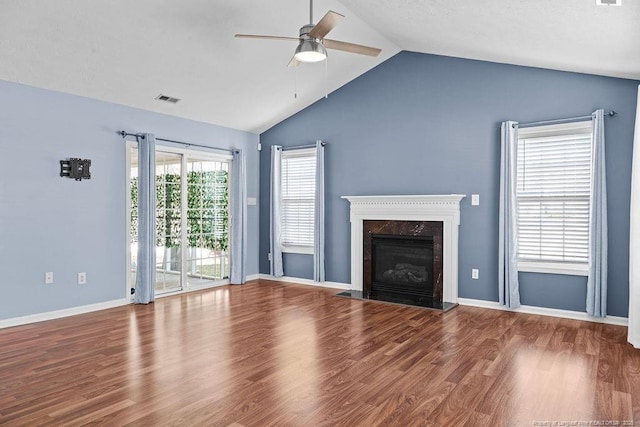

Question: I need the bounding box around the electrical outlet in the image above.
[45,272,54,284]
[78,272,87,285]
[471,194,480,206]
[472,269,479,280]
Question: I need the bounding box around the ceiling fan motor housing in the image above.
[295,24,327,62]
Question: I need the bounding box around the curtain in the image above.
[586,110,608,317]
[499,121,521,309]
[270,146,284,277]
[134,134,156,304]
[313,140,325,282]
[629,86,640,346]
[230,149,247,284]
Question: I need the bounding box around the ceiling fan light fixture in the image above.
[294,39,327,63]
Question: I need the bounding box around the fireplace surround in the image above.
[341,195,465,310]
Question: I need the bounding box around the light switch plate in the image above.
[471,194,479,206]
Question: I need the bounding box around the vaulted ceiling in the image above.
[0,0,637,134]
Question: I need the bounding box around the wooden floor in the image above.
[1,281,639,426]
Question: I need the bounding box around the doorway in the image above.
[127,143,231,295]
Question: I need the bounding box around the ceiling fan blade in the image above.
[323,39,381,57]
[308,11,344,39]
[287,55,299,68]
[235,34,299,42]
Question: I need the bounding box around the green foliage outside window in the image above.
[130,170,229,251]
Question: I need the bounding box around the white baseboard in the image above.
[258,274,351,290]
[246,274,260,282]
[255,278,628,326]
[4,286,624,330]
[0,298,130,330]
[458,298,628,326]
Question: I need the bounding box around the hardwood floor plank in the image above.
[0,280,638,426]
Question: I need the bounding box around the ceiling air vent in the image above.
[155,94,181,104]
[596,0,621,5]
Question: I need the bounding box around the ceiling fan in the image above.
[235,0,381,67]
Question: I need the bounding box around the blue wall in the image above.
[0,80,260,321]
[259,51,639,317]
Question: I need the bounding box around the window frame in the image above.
[280,147,317,255]
[515,121,593,277]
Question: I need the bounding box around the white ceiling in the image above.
[0,0,637,134]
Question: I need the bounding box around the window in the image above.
[281,148,316,253]
[516,121,593,275]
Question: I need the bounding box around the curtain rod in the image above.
[512,110,617,129]
[281,141,326,151]
[118,131,236,154]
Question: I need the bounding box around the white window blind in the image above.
[516,122,593,266]
[281,148,316,249]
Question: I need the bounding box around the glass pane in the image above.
[281,151,316,247]
[186,157,230,287]
[516,130,592,264]
[154,151,183,293]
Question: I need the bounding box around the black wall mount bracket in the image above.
[60,158,91,181]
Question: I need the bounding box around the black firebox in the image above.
[370,234,434,307]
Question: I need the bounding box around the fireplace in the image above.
[371,234,434,305]
[341,194,465,311]
[364,220,443,309]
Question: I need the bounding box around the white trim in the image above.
[180,153,189,291]
[341,194,465,303]
[518,260,589,276]
[0,273,281,328]
[282,245,313,254]
[156,143,233,161]
[458,298,628,326]
[518,120,592,139]
[258,274,351,290]
[0,299,129,330]
[252,278,628,327]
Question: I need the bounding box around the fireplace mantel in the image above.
[341,194,465,304]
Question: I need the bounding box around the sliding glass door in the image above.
[128,145,230,295]
[185,156,230,287]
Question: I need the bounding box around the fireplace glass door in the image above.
[371,234,434,305]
